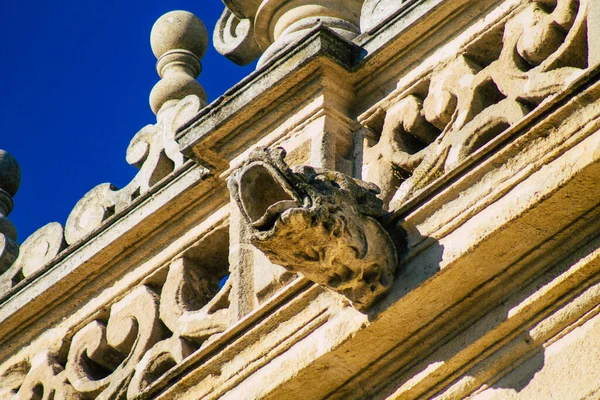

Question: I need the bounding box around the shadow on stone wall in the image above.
[491,343,545,393]
[365,221,550,400]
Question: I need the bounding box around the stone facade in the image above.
[1,0,600,398]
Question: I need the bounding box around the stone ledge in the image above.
[176,26,359,171]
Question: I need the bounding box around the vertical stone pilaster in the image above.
[228,201,258,322]
[308,114,356,175]
[589,0,600,66]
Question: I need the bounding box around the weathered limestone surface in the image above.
[229,147,397,309]
[2,0,600,399]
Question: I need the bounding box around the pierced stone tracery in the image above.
[1,226,231,399]
[363,0,590,210]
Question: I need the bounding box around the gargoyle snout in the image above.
[238,162,300,229]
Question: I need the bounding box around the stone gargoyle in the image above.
[228,147,398,309]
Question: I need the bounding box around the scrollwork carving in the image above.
[1,241,232,398]
[0,10,210,289]
[364,0,591,210]
[129,257,231,394]
[215,0,363,68]
[0,360,30,398]
[214,8,262,66]
[9,352,81,400]
[127,337,194,396]
[16,223,67,279]
[0,96,204,299]
[64,95,203,245]
[159,257,231,340]
[65,286,165,398]
[0,222,67,295]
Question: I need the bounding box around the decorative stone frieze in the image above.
[362,0,591,210]
[215,0,364,67]
[6,352,82,400]
[64,94,203,245]
[0,222,66,292]
[66,10,208,243]
[0,94,204,298]
[229,147,397,309]
[1,253,231,398]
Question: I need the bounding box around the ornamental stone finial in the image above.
[0,149,20,273]
[215,0,364,68]
[149,10,208,115]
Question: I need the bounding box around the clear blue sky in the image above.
[1,1,255,242]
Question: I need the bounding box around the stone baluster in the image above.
[149,10,208,115]
[0,149,20,274]
[215,0,364,68]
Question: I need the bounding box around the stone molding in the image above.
[7,0,593,309]
[178,26,359,173]
[0,95,205,301]
[0,11,209,300]
[0,254,230,398]
[360,0,413,33]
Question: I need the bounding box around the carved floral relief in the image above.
[1,1,597,397]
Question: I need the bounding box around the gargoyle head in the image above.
[228,148,398,309]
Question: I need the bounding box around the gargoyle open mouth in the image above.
[237,161,301,230]
[228,147,398,310]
